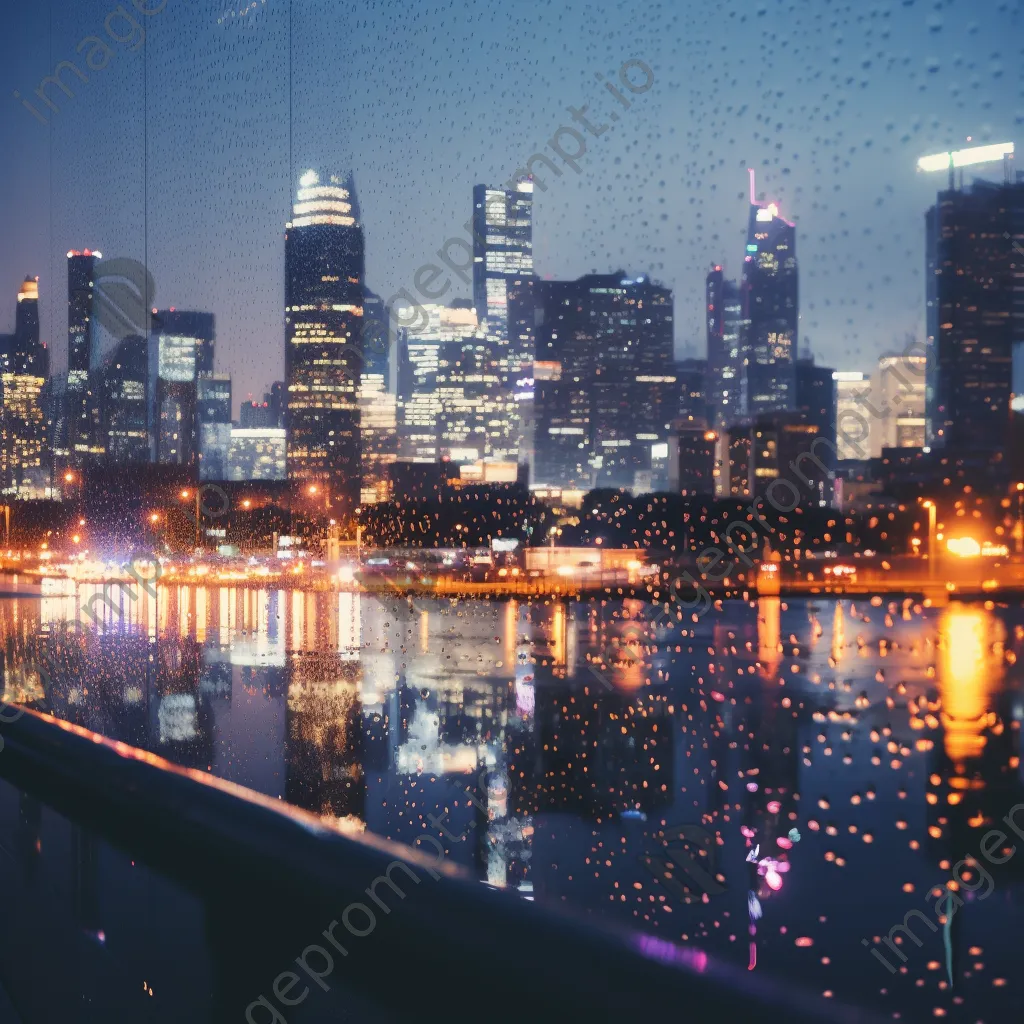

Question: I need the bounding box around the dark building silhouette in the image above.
[472,182,535,462]
[730,410,830,503]
[198,373,232,480]
[668,422,717,497]
[285,171,364,517]
[926,177,1024,451]
[677,356,709,424]
[65,251,100,469]
[14,275,45,377]
[795,355,837,477]
[99,334,149,464]
[535,272,674,490]
[705,265,745,429]
[152,310,215,467]
[742,199,798,416]
[1,277,49,496]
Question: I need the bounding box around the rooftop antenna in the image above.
[748,168,756,205]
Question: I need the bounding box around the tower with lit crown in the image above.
[1,276,49,497]
[285,171,364,516]
[741,187,798,417]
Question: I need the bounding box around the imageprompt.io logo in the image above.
[639,824,727,904]
[92,257,156,342]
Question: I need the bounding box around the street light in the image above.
[180,488,200,548]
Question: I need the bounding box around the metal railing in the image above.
[0,707,883,1023]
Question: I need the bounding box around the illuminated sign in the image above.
[917,142,1014,173]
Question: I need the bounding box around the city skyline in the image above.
[2,0,1020,412]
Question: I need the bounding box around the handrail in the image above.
[0,707,883,1023]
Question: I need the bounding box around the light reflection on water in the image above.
[2,586,1024,1020]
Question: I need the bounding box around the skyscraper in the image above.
[535,272,675,490]
[152,310,215,466]
[65,250,100,468]
[99,335,149,465]
[1,276,48,497]
[795,356,837,465]
[926,178,1023,449]
[358,291,396,503]
[705,265,745,429]
[395,302,479,462]
[285,171,364,516]
[472,181,535,462]
[14,275,44,377]
[874,352,927,453]
[833,371,870,461]
[198,373,232,481]
[229,427,287,481]
[741,198,798,416]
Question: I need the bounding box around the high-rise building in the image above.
[833,371,871,461]
[741,199,798,416]
[65,250,101,468]
[285,171,364,516]
[239,387,286,429]
[396,302,479,461]
[358,291,396,503]
[926,178,1023,449]
[198,373,232,481]
[795,356,837,477]
[99,334,149,464]
[705,266,745,429]
[534,272,674,490]
[15,276,45,377]
[677,357,709,425]
[1,277,49,497]
[435,333,504,466]
[152,310,215,466]
[268,381,286,426]
[472,182,535,462]
[0,334,13,376]
[873,351,927,454]
[229,427,287,481]
[731,411,830,504]
[667,423,717,497]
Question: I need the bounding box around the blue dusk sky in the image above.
[1,0,1020,411]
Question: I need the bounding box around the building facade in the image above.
[229,427,287,481]
[874,351,927,454]
[396,302,479,462]
[65,251,101,469]
[285,171,365,517]
[99,334,149,465]
[1,277,49,497]
[926,179,1023,450]
[833,371,871,462]
[705,265,745,429]
[153,310,215,466]
[198,373,232,481]
[472,181,535,462]
[534,273,675,491]
[741,201,798,416]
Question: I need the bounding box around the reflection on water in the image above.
[938,606,1002,763]
[2,585,1024,1019]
